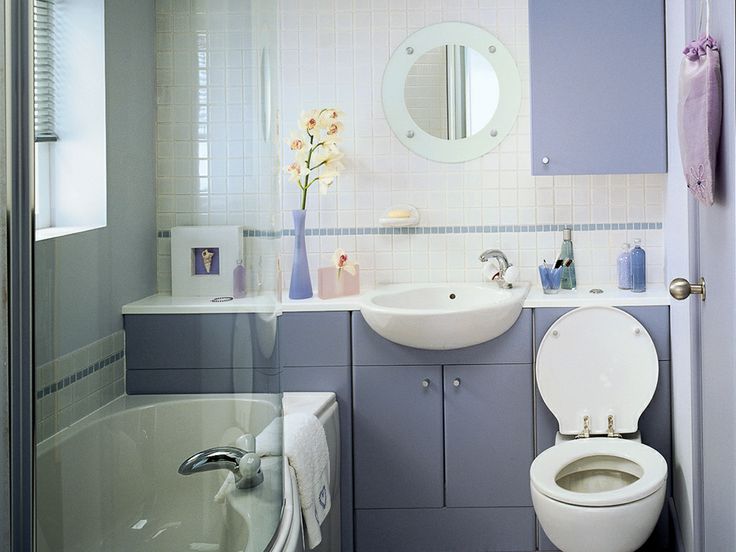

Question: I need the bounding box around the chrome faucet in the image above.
[178,433,264,489]
[479,249,513,289]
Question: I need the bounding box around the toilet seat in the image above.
[530,438,667,507]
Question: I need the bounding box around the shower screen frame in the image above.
[6,0,37,551]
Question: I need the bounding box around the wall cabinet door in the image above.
[528,0,666,175]
[444,364,534,507]
[353,365,444,509]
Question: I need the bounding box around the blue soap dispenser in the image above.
[630,239,646,293]
[617,243,632,290]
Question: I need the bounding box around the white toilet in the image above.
[529,306,668,552]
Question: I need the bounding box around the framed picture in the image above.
[171,226,243,297]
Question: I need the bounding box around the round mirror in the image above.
[404,45,500,140]
[383,22,520,163]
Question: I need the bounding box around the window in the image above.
[32,0,108,239]
[33,0,57,230]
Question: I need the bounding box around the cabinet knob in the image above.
[452,378,461,388]
[421,378,431,389]
[542,156,550,165]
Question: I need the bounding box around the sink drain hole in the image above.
[449,293,456,299]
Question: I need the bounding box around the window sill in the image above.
[35,225,104,242]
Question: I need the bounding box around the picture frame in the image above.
[171,226,243,297]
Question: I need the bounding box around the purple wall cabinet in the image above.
[529,0,667,175]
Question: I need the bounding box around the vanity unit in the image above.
[123,291,672,552]
[351,311,534,551]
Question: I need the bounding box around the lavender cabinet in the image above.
[529,0,666,175]
[353,365,445,509]
[354,363,534,510]
[444,364,533,508]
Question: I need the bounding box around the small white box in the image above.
[171,226,243,297]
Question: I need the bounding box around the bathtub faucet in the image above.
[178,434,264,489]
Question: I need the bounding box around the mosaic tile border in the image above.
[157,222,662,240]
[36,349,125,400]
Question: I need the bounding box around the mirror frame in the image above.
[382,22,521,163]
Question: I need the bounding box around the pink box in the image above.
[318,265,360,299]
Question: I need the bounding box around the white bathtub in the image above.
[36,393,340,552]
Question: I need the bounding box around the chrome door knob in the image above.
[421,378,431,389]
[669,277,706,301]
[452,378,461,388]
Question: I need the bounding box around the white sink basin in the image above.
[360,283,530,350]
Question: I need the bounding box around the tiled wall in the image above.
[35,331,125,442]
[154,0,281,293]
[277,0,665,287]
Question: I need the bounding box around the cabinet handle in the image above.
[452,378,461,388]
[542,156,550,165]
[421,378,431,389]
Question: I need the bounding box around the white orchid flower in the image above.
[320,108,344,122]
[299,110,320,133]
[285,161,302,182]
[315,147,344,167]
[332,248,356,276]
[326,121,344,136]
[318,176,334,194]
[288,132,306,151]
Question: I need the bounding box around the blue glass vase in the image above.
[289,209,313,299]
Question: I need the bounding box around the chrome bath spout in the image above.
[178,435,263,489]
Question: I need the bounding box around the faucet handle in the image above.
[234,434,263,489]
[236,433,257,454]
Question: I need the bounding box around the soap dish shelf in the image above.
[379,204,420,227]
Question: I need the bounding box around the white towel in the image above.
[213,472,235,504]
[252,414,331,550]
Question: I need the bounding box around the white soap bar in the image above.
[387,209,411,218]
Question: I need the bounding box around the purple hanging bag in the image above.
[677,1,722,206]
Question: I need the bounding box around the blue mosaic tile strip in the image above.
[36,349,125,400]
[242,229,282,238]
[158,222,662,239]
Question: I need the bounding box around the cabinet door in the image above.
[529,1,666,175]
[353,365,444,509]
[444,364,533,507]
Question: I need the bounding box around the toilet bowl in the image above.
[530,306,668,552]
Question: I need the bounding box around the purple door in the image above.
[667,1,736,550]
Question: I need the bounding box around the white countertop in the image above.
[122,284,670,315]
[121,293,279,315]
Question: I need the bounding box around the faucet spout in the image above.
[479,249,514,288]
[179,438,264,489]
[178,446,244,476]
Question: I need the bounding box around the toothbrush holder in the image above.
[538,265,563,294]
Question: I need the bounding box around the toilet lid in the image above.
[536,306,659,436]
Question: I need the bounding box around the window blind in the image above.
[33,0,57,142]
